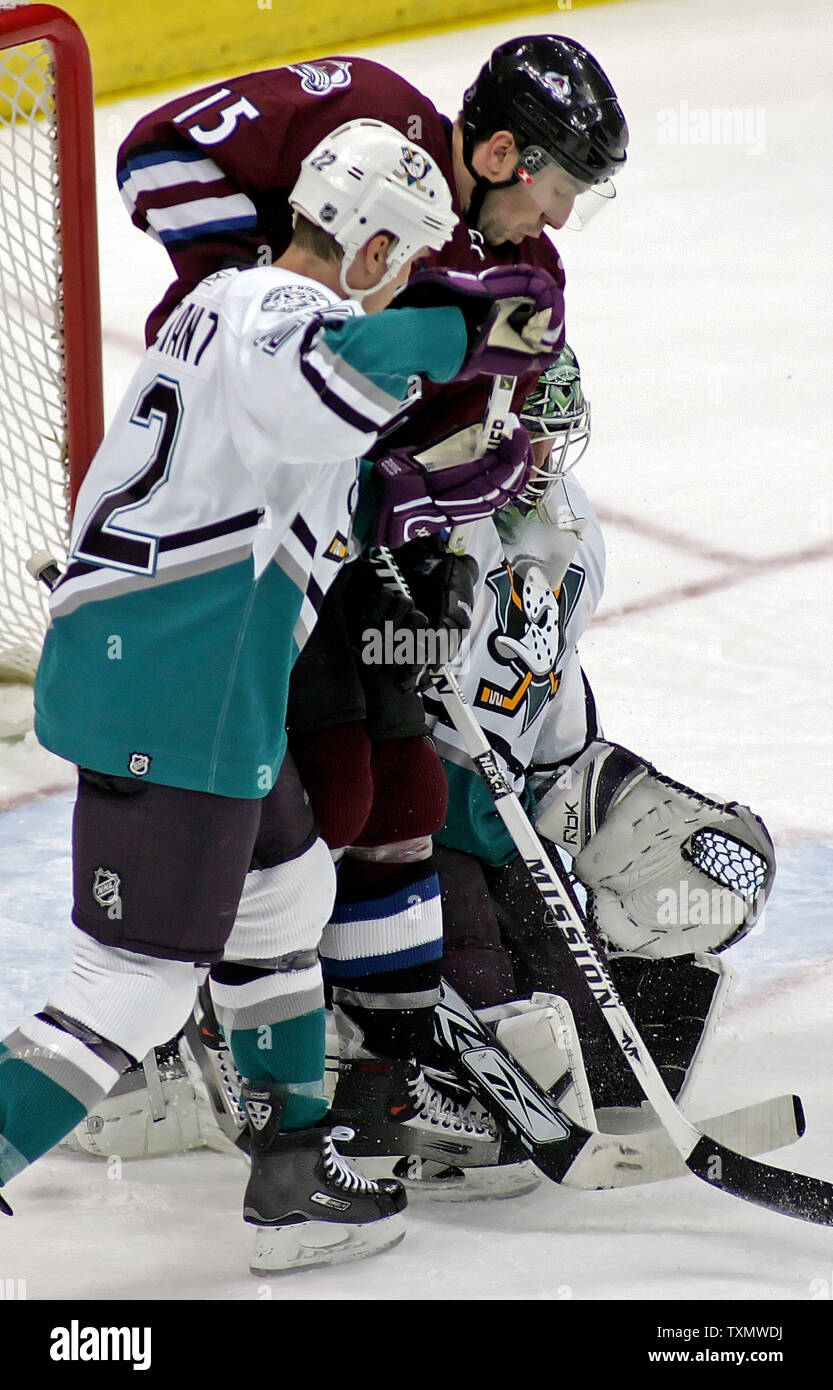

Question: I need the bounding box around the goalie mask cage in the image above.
[0,3,102,681]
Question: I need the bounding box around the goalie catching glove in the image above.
[533,742,775,957]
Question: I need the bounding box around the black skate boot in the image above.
[242,1081,407,1272]
[329,1054,539,1200]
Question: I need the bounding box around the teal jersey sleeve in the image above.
[436,759,536,868]
[321,305,467,399]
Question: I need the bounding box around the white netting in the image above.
[0,26,67,680]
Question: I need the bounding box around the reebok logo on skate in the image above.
[50,1321,150,1370]
[390,1105,408,1115]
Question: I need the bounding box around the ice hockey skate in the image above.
[328,1041,539,1200]
[242,1082,407,1273]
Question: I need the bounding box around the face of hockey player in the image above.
[477,159,591,246]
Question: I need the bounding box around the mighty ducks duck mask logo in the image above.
[394,146,433,190]
[476,558,580,732]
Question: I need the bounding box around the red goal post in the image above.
[0,3,103,681]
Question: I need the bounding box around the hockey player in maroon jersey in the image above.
[118,36,629,1188]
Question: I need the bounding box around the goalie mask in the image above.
[290,119,458,301]
[516,344,591,518]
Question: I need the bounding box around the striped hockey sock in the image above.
[0,1010,127,1184]
[209,958,328,1131]
[319,855,444,1060]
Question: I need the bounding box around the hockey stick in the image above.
[446,372,517,556]
[434,981,804,1189]
[373,544,833,1225]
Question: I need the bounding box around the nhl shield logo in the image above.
[128,751,151,777]
[288,60,352,96]
[92,867,123,921]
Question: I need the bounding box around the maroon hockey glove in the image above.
[370,420,534,548]
[391,264,565,378]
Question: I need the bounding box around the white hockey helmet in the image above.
[290,119,458,300]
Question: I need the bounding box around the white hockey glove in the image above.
[533,741,774,958]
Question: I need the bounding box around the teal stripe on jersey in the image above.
[322,305,467,399]
[35,557,303,799]
[0,1043,89,1182]
[436,759,537,867]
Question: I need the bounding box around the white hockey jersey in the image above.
[35,265,467,797]
[426,474,606,863]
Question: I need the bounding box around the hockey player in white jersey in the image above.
[0,120,566,1270]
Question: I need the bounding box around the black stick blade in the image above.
[687,1135,833,1225]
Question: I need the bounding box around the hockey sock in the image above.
[433,843,518,1009]
[320,854,443,1061]
[0,930,196,1185]
[209,961,328,1131]
[0,1010,130,1184]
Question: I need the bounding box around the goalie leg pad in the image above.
[61,1040,204,1159]
[583,952,733,1111]
[483,995,597,1131]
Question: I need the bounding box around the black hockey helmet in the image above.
[462,35,628,186]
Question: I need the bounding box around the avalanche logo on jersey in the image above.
[288,61,353,96]
[394,147,433,191]
[475,560,582,733]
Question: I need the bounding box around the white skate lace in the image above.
[407,1071,497,1136]
[324,1126,382,1193]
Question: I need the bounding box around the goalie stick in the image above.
[373,543,833,1226]
[435,981,803,1189]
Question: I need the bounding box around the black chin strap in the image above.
[461,121,519,230]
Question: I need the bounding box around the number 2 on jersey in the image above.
[73,377,183,576]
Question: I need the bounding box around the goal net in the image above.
[0,3,102,683]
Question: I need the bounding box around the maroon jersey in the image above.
[118,55,564,449]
